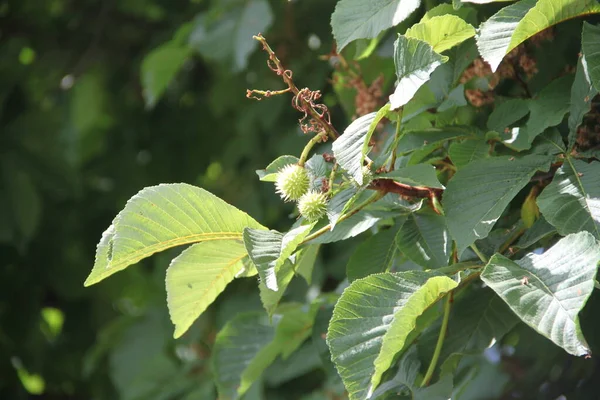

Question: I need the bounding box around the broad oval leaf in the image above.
[568,55,598,150]
[255,155,299,182]
[405,15,476,53]
[477,0,600,72]
[582,22,600,91]
[84,183,264,286]
[331,0,421,51]
[347,227,400,282]
[333,105,390,186]
[326,271,457,399]
[389,35,448,110]
[396,212,451,269]
[448,139,489,169]
[481,232,600,356]
[443,155,552,255]
[537,159,600,238]
[378,164,445,189]
[166,240,248,338]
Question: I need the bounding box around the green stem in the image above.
[301,191,385,243]
[327,163,338,196]
[421,293,452,387]
[389,109,404,171]
[298,133,326,166]
[470,243,489,264]
[433,261,483,276]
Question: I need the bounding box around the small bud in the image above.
[275,164,310,202]
[298,191,328,222]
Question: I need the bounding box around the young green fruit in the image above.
[275,164,310,201]
[298,190,327,222]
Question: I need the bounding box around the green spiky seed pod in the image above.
[298,191,328,222]
[275,164,310,202]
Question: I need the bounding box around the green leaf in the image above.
[478,0,600,72]
[568,55,598,150]
[85,184,264,286]
[582,21,600,91]
[189,0,273,71]
[537,159,600,238]
[141,43,189,109]
[256,155,299,182]
[212,305,316,399]
[516,216,556,248]
[418,286,517,371]
[444,155,552,255]
[504,75,573,151]
[476,0,536,71]
[487,99,530,133]
[390,35,448,110]
[331,0,421,51]
[378,164,445,188]
[396,212,451,269]
[327,271,457,399]
[347,227,400,281]
[326,187,361,229]
[308,210,383,244]
[165,240,247,338]
[243,224,313,292]
[397,126,473,155]
[481,232,600,356]
[333,105,390,186]
[448,139,489,169]
[371,347,453,400]
[405,15,475,53]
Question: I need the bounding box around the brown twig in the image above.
[247,34,340,140]
[368,179,444,199]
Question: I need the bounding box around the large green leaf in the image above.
[212,305,316,399]
[331,0,421,51]
[418,286,517,370]
[448,139,489,169]
[396,126,474,155]
[389,35,448,110]
[327,271,457,399]
[537,159,600,238]
[582,21,600,91]
[487,99,530,134]
[333,105,390,186]
[504,75,573,151]
[443,155,552,255]
[347,227,400,281]
[481,232,600,356]
[476,0,536,72]
[165,240,247,338]
[396,212,451,269]
[85,184,264,286]
[370,347,453,400]
[568,55,598,150]
[243,224,313,292]
[478,0,600,72]
[405,15,475,53]
[378,164,444,188]
[141,43,190,109]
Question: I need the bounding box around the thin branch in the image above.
[248,34,340,140]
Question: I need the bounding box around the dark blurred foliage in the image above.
[3,0,600,399]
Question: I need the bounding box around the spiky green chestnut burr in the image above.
[275,164,310,201]
[298,191,328,222]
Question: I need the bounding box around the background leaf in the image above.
[141,43,189,109]
[481,232,600,356]
[448,139,489,169]
[378,164,445,188]
[347,227,400,281]
[568,55,598,150]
